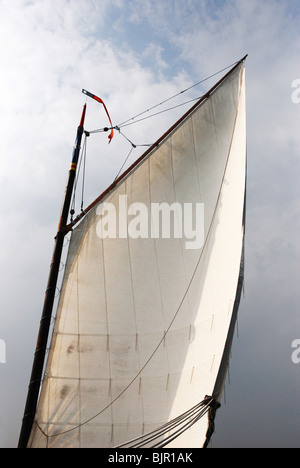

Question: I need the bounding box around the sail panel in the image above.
[28,63,246,448]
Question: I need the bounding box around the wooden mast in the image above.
[18,104,87,448]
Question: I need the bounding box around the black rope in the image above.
[114,146,134,181]
[70,134,88,220]
[115,397,216,449]
[118,96,201,129]
[117,60,239,128]
[83,61,241,187]
[80,133,88,212]
[113,126,152,181]
[87,60,240,135]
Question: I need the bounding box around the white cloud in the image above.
[0,0,195,214]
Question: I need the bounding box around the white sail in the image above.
[28,62,246,448]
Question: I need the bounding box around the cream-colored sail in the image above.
[28,62,246,448]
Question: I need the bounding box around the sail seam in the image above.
[169,131,193,341]
[125,178,146,433]
[148,157,166,330]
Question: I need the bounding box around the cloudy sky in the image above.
[0,0,299,448]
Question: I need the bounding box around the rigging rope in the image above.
[114,397,215,448]
[116,60,239,128]
[84,60,241,188]
[88,96,201,134]
[114,146,134,181]
[118,96,201,129]
[113,126,152,180]
[80,133,88,212]
[87,60,240,135]
[70,134,88,220]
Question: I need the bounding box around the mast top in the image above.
[79,104,87,128]
[82,89,114,143]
